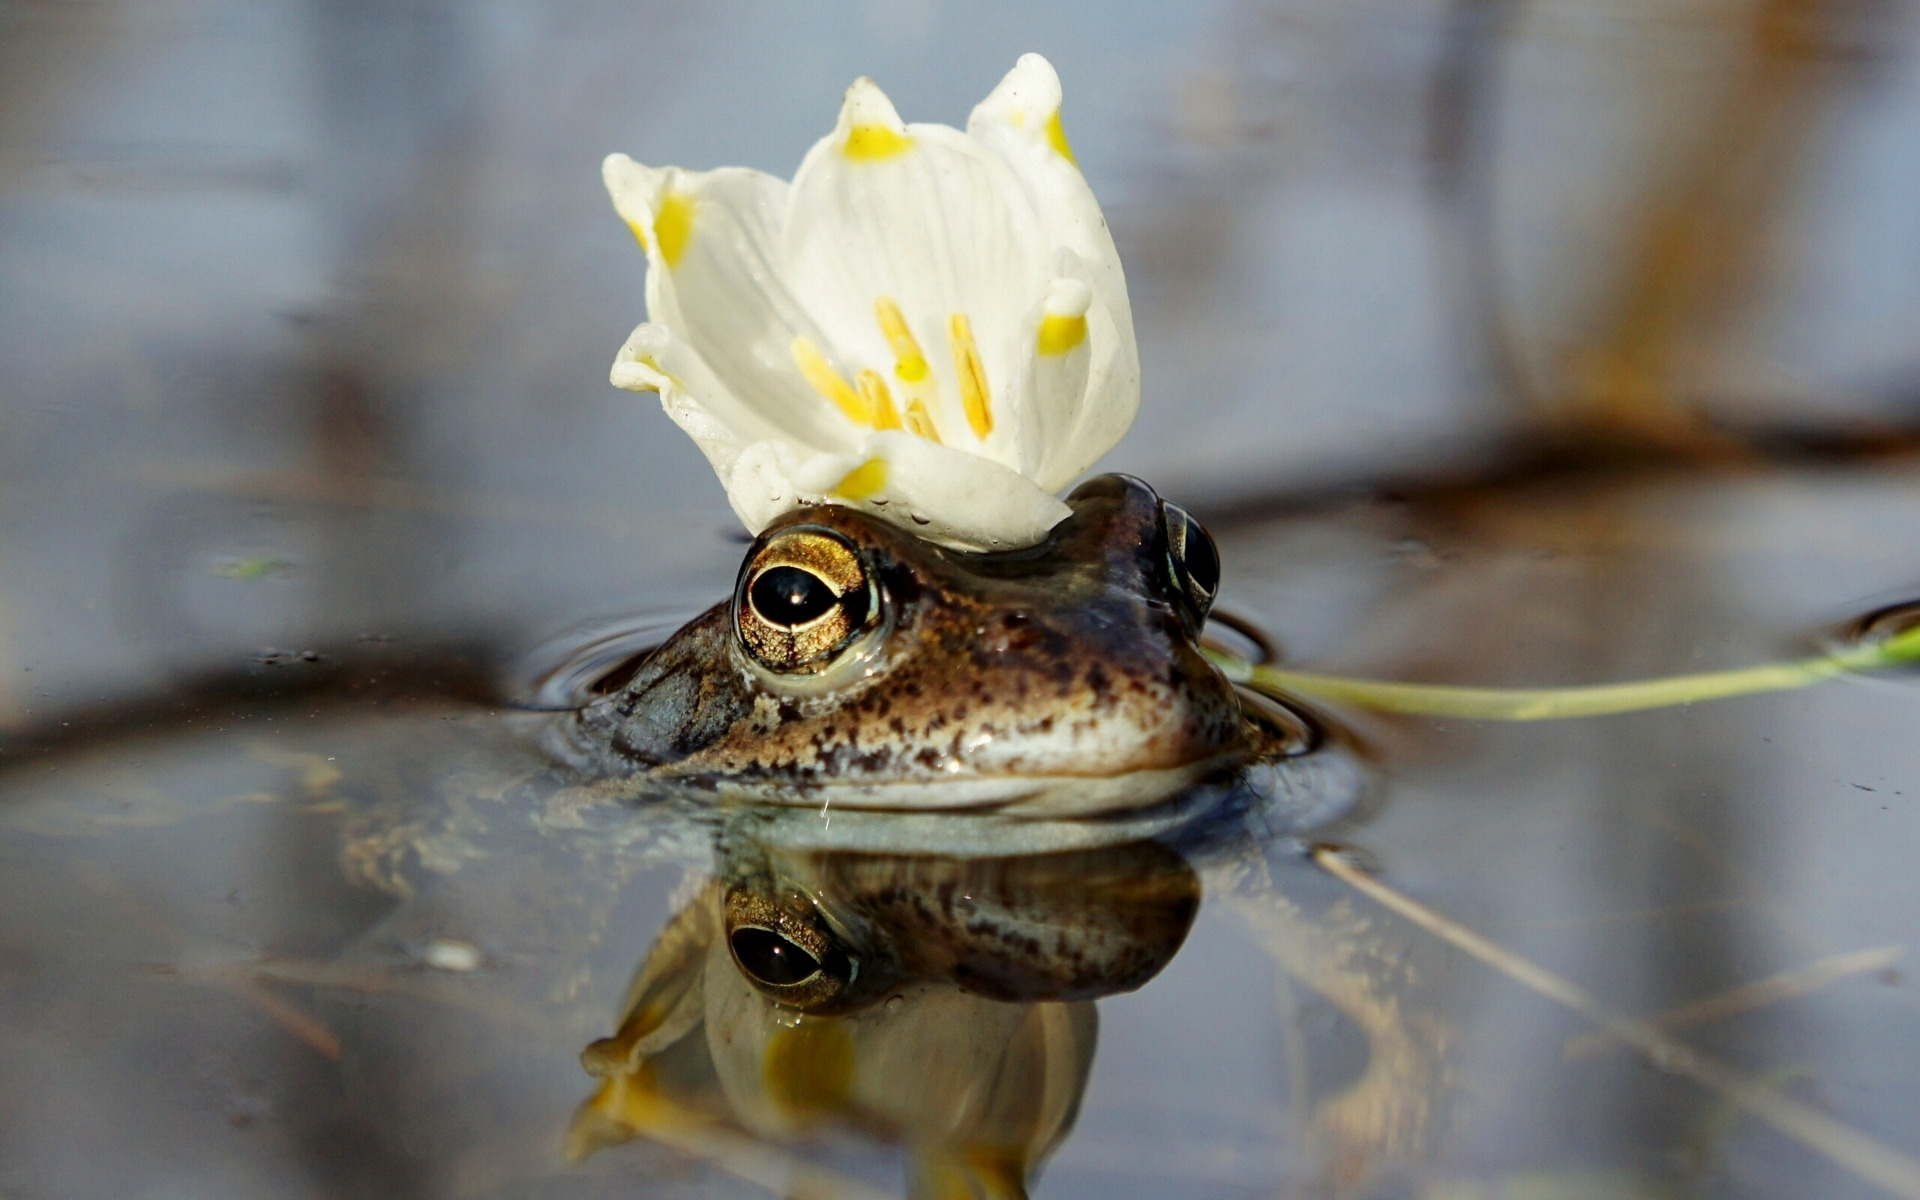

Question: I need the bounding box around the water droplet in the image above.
[423,938,482,972]
[884,994,904,1012]
[909,512,931,526]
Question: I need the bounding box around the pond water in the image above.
[5,461,1920,1199]
[6,1,1920,1198]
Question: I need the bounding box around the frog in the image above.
[558,473,1312,814]
[567,825,1203,1197]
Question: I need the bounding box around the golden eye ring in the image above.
[733,527,879,674]
[723,886,857,1010]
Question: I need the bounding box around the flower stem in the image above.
[1208,623,1920,721]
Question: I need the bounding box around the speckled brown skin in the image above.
[569,475,1255,802]
[716,837,1204,1012]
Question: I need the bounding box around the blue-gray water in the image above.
[5,2,1920,1197]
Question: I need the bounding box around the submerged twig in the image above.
[1312,848,1920,1200]
[220,977,344,1060]
[1211,623,1920,721]
[1564,944,1905,1060]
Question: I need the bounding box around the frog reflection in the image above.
[560,475,1307,814]
[568,832,1201,1198]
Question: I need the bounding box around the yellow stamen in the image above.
[1045,109,1077,166]
[873,297,929,383]
[831,457,888,501]
[856,369,902,430]
[1036,312,1088,356]
[652,192,695,267]
[844,124,913,160]
[905,399,941,443]
[949,314,993,439]
[790,337,869,425]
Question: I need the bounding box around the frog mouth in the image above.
[663,753,1250,817]
[635,686,1331,818]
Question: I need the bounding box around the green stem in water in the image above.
[1208,623,1920,722]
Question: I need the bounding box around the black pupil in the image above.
[730,927,822,986]
[750,566,839,627]
[1179,514,1220,600]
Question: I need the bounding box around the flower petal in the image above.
[611,323,768,519]
[602,55,1144,553]
[611,321,779,445]
[781,77,1050,470]
[603,154,859,453]
[1017,276,1095,479]
[854,431,1073,550]
[734,431,1071,552]
[968,54,1139,490]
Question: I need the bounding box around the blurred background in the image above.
[5,2,1920,1198]
[6,0,1919,716]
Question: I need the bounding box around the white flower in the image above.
[603,53,1139,551]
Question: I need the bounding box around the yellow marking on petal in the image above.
[652,192,695,267]
[791,337,870,425]
[844,124,914,160]
[831,457,888,501]
[905,400,942,443]
[949,314,993,439]
[1037,312,1088,356]
[874,296,929,383]
[1045,109,1077,166]
[857,369,902,430]
[624,219,649,251]
[633,354,683,389]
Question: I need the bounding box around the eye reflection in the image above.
[577,832,1207,1198]
[729,925,823,986]
[719,883,867,1011]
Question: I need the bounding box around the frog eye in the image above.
[729,926,823,986]
[1161,501,1221,625]
[735,528,878,673]
[723,887,859,1009]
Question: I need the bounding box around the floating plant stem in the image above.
[1209,621,1920,722]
